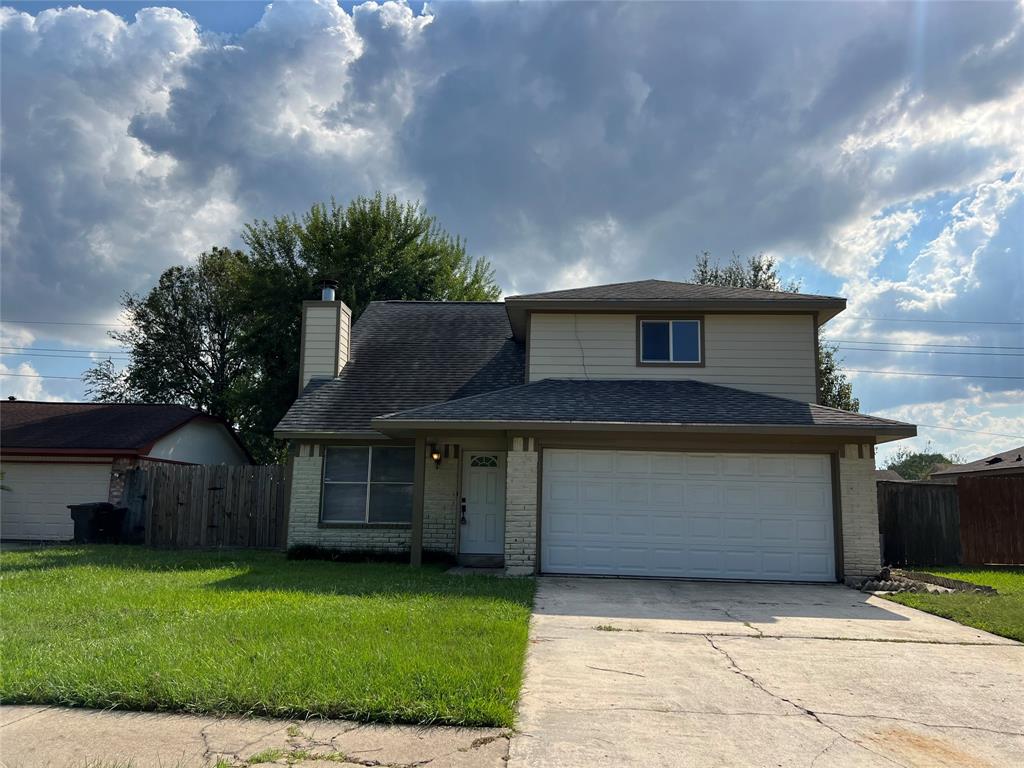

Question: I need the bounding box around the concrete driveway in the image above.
[508,577,1024,768]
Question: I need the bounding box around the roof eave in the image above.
[370,417,915,442]
[504,297,847,339]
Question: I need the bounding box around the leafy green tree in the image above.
[884,443,962,480]
[85,246,255,440]
[690,251,860,411]
[86,195,500,462]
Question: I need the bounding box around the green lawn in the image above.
[0,546,534,726]
[885,566,1024,642]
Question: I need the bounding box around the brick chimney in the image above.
[298,279,351,392]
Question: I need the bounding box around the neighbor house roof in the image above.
[370,379,916,441]
[275,301,525,438]
[930,445,1024,478]
[504,279,847,337]
[1,401,214,454]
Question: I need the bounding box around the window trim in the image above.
[635,315,705,367]
[320,445,414,526]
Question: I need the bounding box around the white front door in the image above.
[459,452,506,555]
[542,450,836,582]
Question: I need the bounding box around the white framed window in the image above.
[639,318,702,364]
[321,446,414,524]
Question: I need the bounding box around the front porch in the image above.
[286,434,538,576]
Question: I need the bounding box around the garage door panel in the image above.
[722,456,755,476]
[650,482,683,506]
[685,455,720,476]
[651,514,685,538]
[581,481,614,504]
[1,462,112,541]
[542,450,835,582]
[723,485,756,509]
[615,514,650,536]
[615,481,649,504]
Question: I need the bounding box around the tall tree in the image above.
[85,195,501,462]
[239,193,500,457]
[690,251,860,411]
[85,247,252,423]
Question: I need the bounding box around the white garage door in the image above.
[542,450,835,582]
[0,462,113,541]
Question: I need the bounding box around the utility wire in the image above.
[0,352,129,360]
[0,373,85,380]
[845,369,1024,380]
[0,319,127,327]
[835,347,1024,357]
[825,339,1024,351]
[847,316,1024,326]
[916,423,1024,440]
[0,346,128,354]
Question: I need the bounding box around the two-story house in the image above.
[275,279,915,582]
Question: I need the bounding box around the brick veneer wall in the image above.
[107,457,136,505]
[286,446,458,554]
[423,452,459,553]
[504,437,539,576]
[839,444,881,579]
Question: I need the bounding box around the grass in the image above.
[884,566,1024,642]
[0,545,535,727]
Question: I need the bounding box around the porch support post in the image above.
[410,433,426,567]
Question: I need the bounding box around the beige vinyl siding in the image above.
[529,313,817,402]
[300,303,351,387]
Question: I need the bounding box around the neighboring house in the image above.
[1,401,250,541]
[275,279,916,582]
[875,469,904,482]
[929,445,1024,482]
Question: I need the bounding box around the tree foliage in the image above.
[85,246,251,428]
[884,444,962,480]
[86,195,500,462]
[690,251,860,411]
[238,194,500,459]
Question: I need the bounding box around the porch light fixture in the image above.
[429,444,442,468]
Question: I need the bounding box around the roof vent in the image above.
[985,456,1004,465]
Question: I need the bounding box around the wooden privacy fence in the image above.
[122,464,289,549]
[877,481,960,567]
[959,476,1024,565]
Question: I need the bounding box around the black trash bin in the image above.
[68,502,128,544]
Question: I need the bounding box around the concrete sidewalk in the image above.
[0,706,510,768]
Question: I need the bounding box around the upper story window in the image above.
[322,446,414,524]
[638,318,703,365]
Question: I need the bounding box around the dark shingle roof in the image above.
[372,378,915,437]
[930,445,1024,477]
[275,302,525,436]
[1,401,206,451]
[508,279,841,303]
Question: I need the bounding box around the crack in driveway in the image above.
[703,634,911,768]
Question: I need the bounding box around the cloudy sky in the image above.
[1,0,1022,464]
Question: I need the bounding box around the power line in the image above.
[836,347,1024,357]
[0,346,128,354]
[826,339,1024,351]
[0,373,86,380]
[0,319,127,327]
[0,352,129,361]
[847,315,1024,326]
[916,423,1024,440]
[846,369,1024,380]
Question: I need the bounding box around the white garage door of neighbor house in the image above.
[542,450,836,582]
[1,462,113,541]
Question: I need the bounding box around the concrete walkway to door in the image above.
[508,577,1024,768]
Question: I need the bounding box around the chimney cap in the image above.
[317,276,339,289]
